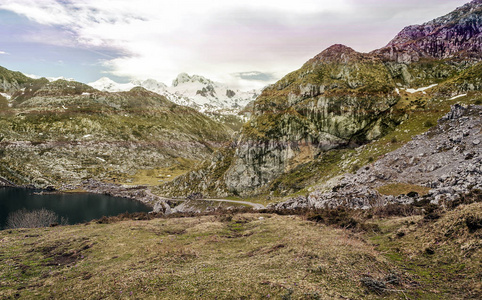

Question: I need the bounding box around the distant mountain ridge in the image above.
[88,73,260,115]
[376,0,482,62]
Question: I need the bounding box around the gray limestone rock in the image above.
[271,104,482,210]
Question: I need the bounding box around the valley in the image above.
[0,1,481,298]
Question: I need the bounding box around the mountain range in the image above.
[1,2,481,299]
[162,0,482,203]
[0,67,234,196]
[88,73,260,115]
[0,0,481,210]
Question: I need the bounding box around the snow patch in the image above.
[88,77,135,92]
[449,94,467,100]
[0,92,11,100]
[406,84,438,94]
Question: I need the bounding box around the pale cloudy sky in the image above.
[0,0,470,89]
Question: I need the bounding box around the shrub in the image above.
[371,203,420,217]
[465,216,482,233]
[390,137,398,144]
[445,189,482,210]
[307,208,358,229]
[360,277,386,294]
[7,208,66,229]
[423,120,435,128]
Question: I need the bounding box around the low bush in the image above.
[7,208,67,228]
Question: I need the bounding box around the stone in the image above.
[270,104,482,210]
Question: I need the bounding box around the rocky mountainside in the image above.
[88,73,260,115]
[223,44,402,195]
[376,0,482,63]
[160,1,482,200]
[270,104,482,210]
[0,66,233,203]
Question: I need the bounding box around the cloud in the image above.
[0,51,8,55]
[234,71,277,82]
[0,0,470,89]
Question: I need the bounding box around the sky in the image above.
[0,0,471,89]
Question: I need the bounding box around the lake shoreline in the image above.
[0,187,153,229]
[0,176,168,210]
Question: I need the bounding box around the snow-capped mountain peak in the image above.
[87,74,261,115]
[172,73,214,87]
[88,77,136,92]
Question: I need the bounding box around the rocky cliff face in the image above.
[224,2,482,196]
[223,45,402,195]
[161,1,482,199]
[270,104,482,210]
[376,0,482,63]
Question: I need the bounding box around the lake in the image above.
[0,187,152,229]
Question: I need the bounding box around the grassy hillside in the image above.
[1,198,480,299]
[0,76,234,189]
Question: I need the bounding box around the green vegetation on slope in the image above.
[265,89,481,198]
[243,46,400,142]
[0,75,234,189]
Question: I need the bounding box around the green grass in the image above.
[366,202,482,299]
[376,183,431,197]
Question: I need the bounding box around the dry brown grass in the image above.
[1,196,480,299]
[0,213,407,299]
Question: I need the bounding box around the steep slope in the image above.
[162,45,403,197]
[376,0,482,62]
[270,104,482,210]
[223,45,402,195]
[160,1,482,199]
[0,66,39,92]
[0,67,234,192]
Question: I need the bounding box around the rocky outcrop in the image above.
[224,2,482,196]
[154,2,482,199]
[222,45,402,195]
[376,0,482,62]
[161,147,235,198]
[434,61,482,96]
[0,176,16,187]
[269,104,482,210]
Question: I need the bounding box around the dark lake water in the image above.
[0,188,152,229]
